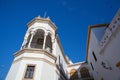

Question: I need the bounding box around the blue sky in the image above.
[0,0,120,79]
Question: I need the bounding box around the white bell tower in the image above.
[6,16,58,80]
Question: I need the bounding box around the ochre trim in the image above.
[14,48,57,61]
[86,24,109,62]
[116,61,120,67]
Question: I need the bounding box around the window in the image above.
[24,65,35,79]
[90,62,94,70]
[80,67,90,78]
[70,69,79,80]
[92,51,97,62]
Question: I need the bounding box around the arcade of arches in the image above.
[70,67,91,80]
[22,29,52,53]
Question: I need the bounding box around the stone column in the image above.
[43,32,48,50]
[51,38,55,54]
[28,31,35,48]
[20,32,30,49]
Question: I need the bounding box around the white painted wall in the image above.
[6,61,21,80]
[88,29,106,80]
[40,61,56,80]
[6,54,57,80]
[56,40,68,74]
[100,26,120,80]
[92,27,106,41]
[88,23,120,80]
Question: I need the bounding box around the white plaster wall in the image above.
[6,50,57,80]
[6,61,21,80]
[88,30,104,80]
[92,27,106,41]
[56,41,67,74]
[6,59,43,80]
[40,61,56,80]
[16,59,43,80]
[6,58,57,80]
[100,28,120,80]
[88,25,120,80]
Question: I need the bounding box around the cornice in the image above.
[13,57,56,67]
[27,17,57,31]
[14,48,57,61]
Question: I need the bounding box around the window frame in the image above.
[23,64,36,80]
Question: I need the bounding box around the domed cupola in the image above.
[21,16,57,54]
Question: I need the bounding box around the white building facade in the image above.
[6,8,120,80]
[87,9,120,80]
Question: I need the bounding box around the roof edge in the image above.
[27,16,57,31]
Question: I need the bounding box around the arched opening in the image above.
[70,69,79,80]
[31,29,45,49]
[45,34,52,53]
[80,67,90,78]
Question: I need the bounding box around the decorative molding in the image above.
[13,57,56,67]
[27,17,57,31]
[14,48,57,61]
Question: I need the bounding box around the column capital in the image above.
[30,30,36,35]
[45,32,48,36]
